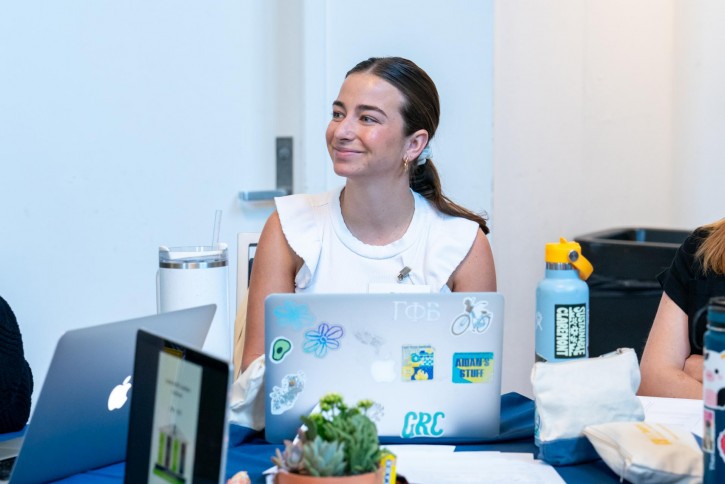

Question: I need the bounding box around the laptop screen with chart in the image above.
[264,292,504,444]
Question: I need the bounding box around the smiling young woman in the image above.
[233,58,497,427]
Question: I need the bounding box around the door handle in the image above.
[239,137,293,201]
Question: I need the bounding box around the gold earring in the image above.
[403,155,410,171]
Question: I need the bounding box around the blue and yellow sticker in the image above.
[401,345,434,381]
[452,352,494,383]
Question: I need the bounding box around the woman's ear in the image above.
[404,129,429,161]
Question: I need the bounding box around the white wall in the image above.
[302,0,495,219]
[0,1,279,409]
[672,0,725,227]
[494,0,725,398]
[494,0,679,397]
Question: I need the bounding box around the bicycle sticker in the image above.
[269,337,293,364]
[269,371,305,415]
[401,345,434,381]
[452,352,494,383]
[450,297,493,335]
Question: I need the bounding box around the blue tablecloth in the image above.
[49,393,621,483]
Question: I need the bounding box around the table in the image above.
[26,394,622,483]
[42,393,623,483]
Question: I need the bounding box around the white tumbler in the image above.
[156,244,230,360]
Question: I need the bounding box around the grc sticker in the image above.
[401,411,445,438]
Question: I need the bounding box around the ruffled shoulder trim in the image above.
[425,205,480,290]
[274,192,332,289]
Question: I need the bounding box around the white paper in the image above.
[386,446,565,484]
[638,395,703,437]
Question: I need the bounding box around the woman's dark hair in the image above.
[346,57,489,234]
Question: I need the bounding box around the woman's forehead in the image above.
[336,72,405,111]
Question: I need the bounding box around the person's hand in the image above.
[227,471,251,484]
[683,354,704,383]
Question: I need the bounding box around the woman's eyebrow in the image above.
[332,100,388,118]
[356,104,388,118]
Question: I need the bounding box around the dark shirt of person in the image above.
[0,295,33,433]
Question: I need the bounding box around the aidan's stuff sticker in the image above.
[452,352,494,384]
[401,345,434,381]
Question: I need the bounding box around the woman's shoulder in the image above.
[414,192,478,231]
[275,190,335,211]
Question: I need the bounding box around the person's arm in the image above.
[240,212,301,371]
[448,229,497,292]
[638,292,702,398]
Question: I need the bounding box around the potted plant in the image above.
[272,393,391,483]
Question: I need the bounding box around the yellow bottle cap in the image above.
[545,237,594,280]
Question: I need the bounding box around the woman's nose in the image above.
[332,117,354,141]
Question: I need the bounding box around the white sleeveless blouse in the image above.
[274,186,479,293]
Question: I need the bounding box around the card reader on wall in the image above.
[239,137,293,201]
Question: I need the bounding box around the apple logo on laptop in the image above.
[370,358,396,382]
[107,375,132,411]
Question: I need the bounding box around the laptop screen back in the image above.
[8,304,216,484]
[125,329,231,484]
[264,292,505,444]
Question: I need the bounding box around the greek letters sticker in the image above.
[303,322,343,358]
[401,411,445,438]
[269,337,293,364]
[554,303,586,358]
[452,352,494,384]
[269,371,305,415]
[451,297,493,335]
[401,345,434,381]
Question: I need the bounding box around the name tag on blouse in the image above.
[368,283,432,294]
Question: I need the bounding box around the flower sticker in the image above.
[303,322,344,358]
[273,300,316,330]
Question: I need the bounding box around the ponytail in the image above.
[409,159,490,235]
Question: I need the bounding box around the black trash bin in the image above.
[575,227,691,360]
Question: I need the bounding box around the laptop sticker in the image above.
[704,409,715,454]
[354,330,385,354]
[273,300,316,330]
[269,371,306,415]
[401,345,435,381]
[401,411,446,438]
[450,297,493,335]
[269,337,293,364]
[452,352,494,384]
[303,322,344,358]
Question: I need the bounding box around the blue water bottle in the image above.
[703,296,725,483]
[535,238,594,362]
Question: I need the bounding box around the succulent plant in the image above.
[272,393,386,477]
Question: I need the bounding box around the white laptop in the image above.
[4,304,216,484]
[264,293,505,444]
[124,329,232,484]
